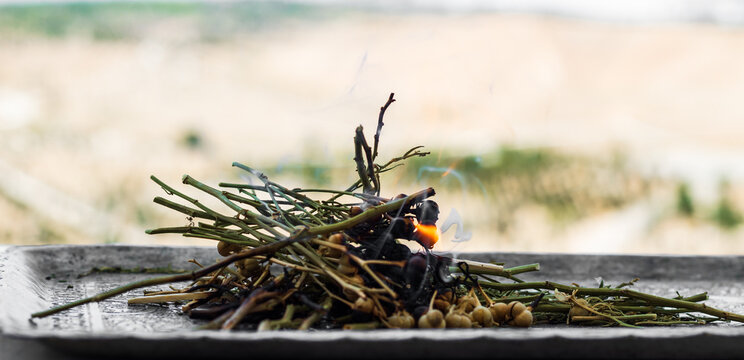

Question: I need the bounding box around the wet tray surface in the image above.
[1,245,744,359]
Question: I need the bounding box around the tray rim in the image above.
[10,242,744,259]
[3,244,744,342]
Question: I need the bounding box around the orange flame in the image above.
[415,223,440,249]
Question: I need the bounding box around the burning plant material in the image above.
[31,94,744,329]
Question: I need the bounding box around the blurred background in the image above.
[2,0,744,254]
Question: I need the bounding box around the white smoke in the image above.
[440,208,473,243]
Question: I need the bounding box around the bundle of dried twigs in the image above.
[31,94,744,329]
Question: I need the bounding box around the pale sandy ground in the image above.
[2,13,744,254]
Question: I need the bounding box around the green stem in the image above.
[478,280,744,323]
[299,297,332,330]
[636,320,706,325]
[31,234,303,318]
[153,175,287,241]
[571,314,657,323]
[221,191,265,210]
[268,181,326,209]
[260,183,325,225]
[535,303,690,315]
[222,290,278,330]
[450,263,540,279]
[182,175,292,234]
[145,226,192,235]
[679,292,708,303]
[257,304,297,331]
[613,292,708,306]
[181,232,262,248]
[622,289,744,322]
[506,263,541,275]
[306,187,435,236]
[194,309,235,330]
[152,196,215,220]
[226,164,292,226]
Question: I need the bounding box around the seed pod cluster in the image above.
[387,311,415,328]
[417,291,446,328]
[444,307,472,328]
[217,241,242,256]
[489,302,509,324]
[433,290,453,312]
[236,258,262,278]
[471,305,493,327]
[381,287,542,330]
[318,233,345,258]
[568,298,592,321]
[504,301,534,327]
[469,289,494,327]
[337,254,357,276]
[353,297,375,313]
[456,294,477,313]
[418,309,445,328]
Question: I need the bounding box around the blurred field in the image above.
[3,2,744,254]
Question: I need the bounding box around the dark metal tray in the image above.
[1,245,744,359]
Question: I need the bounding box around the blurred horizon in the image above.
[3,1,744,254]
[3,0,744,25]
